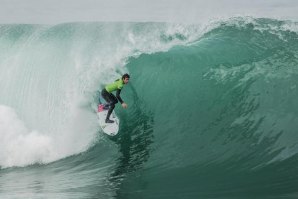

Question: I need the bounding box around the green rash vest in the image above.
[105,79,124,93]
[105,79,124,104]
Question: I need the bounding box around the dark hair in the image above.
[122,73,130,79]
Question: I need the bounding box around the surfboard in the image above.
[97,94,120,136]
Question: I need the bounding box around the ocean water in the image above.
[0,18,298,198]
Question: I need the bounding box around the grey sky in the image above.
[0,0,298,24]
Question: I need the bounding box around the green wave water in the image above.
[0,18,298,198]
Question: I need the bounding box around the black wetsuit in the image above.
[101,88,123,121]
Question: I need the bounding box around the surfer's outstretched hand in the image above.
[122,103,128,109]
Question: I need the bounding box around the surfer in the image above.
[101,73,130,123]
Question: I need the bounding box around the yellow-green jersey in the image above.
[105,79,124,104]
[105,79,124,93]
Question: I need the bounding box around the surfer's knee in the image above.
[113,98,118,104]
[110,102,116,109]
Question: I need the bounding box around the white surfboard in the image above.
[97,102,120,136]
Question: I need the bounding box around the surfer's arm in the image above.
[116,89,124,104]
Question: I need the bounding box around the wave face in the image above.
[1,18,298,198]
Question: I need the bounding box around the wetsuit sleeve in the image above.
[116,89,124,104]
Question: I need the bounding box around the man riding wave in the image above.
[101,73,130,123]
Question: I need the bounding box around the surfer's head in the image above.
[122,73,130,84]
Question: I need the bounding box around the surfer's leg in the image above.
[106,104,115,123]
[101,89,112,107]
[106,94,118,123]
